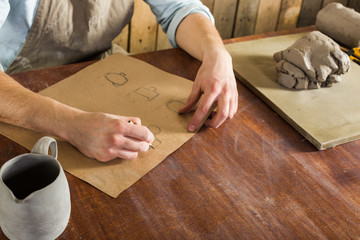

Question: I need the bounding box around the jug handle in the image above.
[31,136,58,159]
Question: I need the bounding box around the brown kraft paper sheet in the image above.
[0,54,195,198]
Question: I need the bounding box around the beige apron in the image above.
[6,0,133,74]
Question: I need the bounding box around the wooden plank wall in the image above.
[113,0,360,54]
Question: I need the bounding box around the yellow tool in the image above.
[340,46,360,65]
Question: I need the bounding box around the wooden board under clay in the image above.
[226,33,360,150]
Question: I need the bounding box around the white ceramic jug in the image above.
[0,137,71,240]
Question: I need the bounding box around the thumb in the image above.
[179,84,202,114]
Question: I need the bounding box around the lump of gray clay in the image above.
[316,3,360,48]
[273,31,350,90]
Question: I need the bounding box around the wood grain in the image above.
[129,0,157,53]
[277,0,303,30]
[112,0,352,52]
[254,0,282,34]
[212,0,238,39]
[112,24,129,52]
[297,0,323,27]
[156,25,172,51]
[200,0,215,12]
[3,26,360,239]
[233,0,260,37]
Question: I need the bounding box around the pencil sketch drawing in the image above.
[148,125,161,135]
[104,72,128,87]
[134,87,159,101]
[148,125,161,148]
[151,139,162,148]
[166,99,186,113]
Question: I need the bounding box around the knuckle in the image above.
[222,86,230,95]
[133,117,141,124]
[199,105,209,115]
[108,135,118,145]
[108,135,125,147]
[103,148,113,158]
[113,120,125,132]
[218,109,228,120]
[209,82,221,95]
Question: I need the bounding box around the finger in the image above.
[117,135,150,152]
[205,94,230,128]
[229,91,238,119]
[233,90,239,117]
[230,81,239,118]
[178,84,202,114]
[127,117,141,125]
[124,124,154,143]
[188,93,218,131]
[109,148,138,160]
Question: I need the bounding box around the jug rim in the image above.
[0,153,62,202]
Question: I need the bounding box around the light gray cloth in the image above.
[0,0,214,73]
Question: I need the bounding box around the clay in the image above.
[273,31,350,90]
[0,137,71,240]
[316,3,360,48]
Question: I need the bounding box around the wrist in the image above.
[199,34,230,61]
[25,96,83,141]
[51,104,84,142]
[201,42,232,65]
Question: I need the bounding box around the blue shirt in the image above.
[0,0,214,72]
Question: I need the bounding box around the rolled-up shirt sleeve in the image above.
[0,0,10,72]
[144,0,214,47]
[0,0,10,28]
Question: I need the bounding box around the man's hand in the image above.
[0,71,154,162]
[175,13,238,131]
[179,49,238,131]
[61,112,154,162]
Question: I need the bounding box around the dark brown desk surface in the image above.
[2,26,360,239]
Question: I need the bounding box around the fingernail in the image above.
[188,125,196,131]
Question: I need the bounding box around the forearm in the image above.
[0,71,80,139]
[0,71,154,162]
[175,13,227,62]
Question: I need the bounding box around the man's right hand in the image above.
[1,70,154,163]
[62,112,154,162]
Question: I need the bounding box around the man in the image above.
[0,0,238,162]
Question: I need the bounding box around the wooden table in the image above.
[2,26,360,239]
